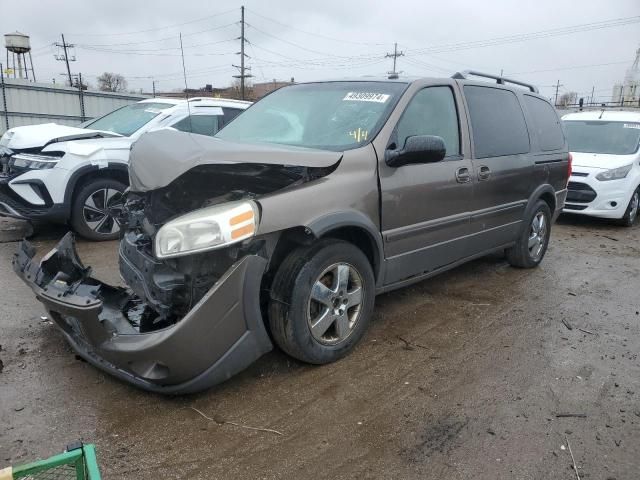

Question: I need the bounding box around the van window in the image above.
[524,95,564,151]
[395,86,460,156]
[172,115,220,137]
[222,107,243,127]
[464,86,530,158]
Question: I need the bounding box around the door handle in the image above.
[478,165,491,181]
[455,167,471,183]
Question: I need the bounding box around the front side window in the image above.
[395,86,460,156]
[172,115,220,137]
[84,102,173,136]
[523,95,564,151]
[464,86,530,158]
[216,82,407,151]
[563,121,640,155]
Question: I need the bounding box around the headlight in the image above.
[596,164,633,181]
[155,200,259,259]
[10,153,60,170]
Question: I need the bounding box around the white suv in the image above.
[0,97,251,240]
[562,110,640,226]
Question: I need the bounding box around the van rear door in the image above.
[462,84,534,251]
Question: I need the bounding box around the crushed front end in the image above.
[13,230,272,394]
[13,130,343,393]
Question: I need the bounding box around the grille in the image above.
[564,204,588,211]
[567,181,597,203]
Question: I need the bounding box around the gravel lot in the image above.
[1,215,638,479]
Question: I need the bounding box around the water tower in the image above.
[4,31,36,81]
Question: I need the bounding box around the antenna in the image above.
[179,32,193,133]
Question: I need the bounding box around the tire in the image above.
[70,178,126,241]
[506,200,552,268]
[269,239,375,364]
[617,188,639,227]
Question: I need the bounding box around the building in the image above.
[612,46,640,106]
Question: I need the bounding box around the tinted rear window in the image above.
[464,86,530,158]
[523,95,564,151]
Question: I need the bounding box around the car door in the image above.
[378,83,475,285]
[461,84,534,251]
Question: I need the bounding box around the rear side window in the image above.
[523,95,564,151]
[464,86,530,158]
[172,115,220,137]
[395,86,460,156]
[222,107,243,127]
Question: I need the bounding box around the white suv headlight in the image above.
[10,153,60,170]
[155,200,259,259]
[595,164,633,181]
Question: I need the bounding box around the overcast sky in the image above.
[4,0,639,102]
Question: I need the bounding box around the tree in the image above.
[558,91,578,107]
[97,72,128,92]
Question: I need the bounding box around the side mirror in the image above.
[385,135,446,167]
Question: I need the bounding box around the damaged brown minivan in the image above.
[14,72,570,393]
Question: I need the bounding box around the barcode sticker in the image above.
[343,92,390,103]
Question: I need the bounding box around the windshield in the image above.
[563,120,640,155]
[216,82,407,150]
[84,102,173,136]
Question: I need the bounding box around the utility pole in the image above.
[152,79,156,98]
[55,34,74,87]
[554,79,563,106]
[232,6,252,100]
[385,43,404,78]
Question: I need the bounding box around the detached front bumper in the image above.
[13,233,272,394]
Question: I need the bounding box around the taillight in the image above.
[567,152,573,186]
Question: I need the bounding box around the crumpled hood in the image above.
[43,136,134,157]
[129,129,343,192]
[571,151,638,170]
[0,123,116,150]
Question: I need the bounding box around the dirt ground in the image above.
[0,215,638,479]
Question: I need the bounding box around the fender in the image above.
[305,210,384,283]
[521,183,557,230]
[63,162,129,206]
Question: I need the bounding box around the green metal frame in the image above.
[11,444,101,480]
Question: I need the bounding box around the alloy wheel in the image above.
[82,188,124,236]
[629,191,639,224]
[307,262,364,346]
[528,211,547,261]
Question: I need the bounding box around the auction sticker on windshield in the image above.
[623,123,640,129]
[343,92,390,103]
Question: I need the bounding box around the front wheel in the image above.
[70,178,126,241]
[269,239,375,364]
[618,188,639,227]
[506,200,552,268]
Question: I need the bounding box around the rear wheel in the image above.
[618,188,639,227]
[506,200,552,268]
[70,178,126,241]
[269,239,375,364]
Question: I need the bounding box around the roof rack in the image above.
[452,70,538,93]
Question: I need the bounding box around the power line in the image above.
[66,7,237,37]
[245,8,388,46]
[405,16,640,56]
[246,23,386,59]
[508,60,630,75]
[76,22,238,48]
